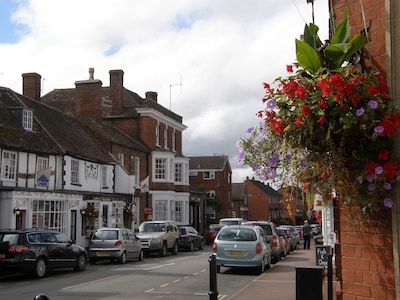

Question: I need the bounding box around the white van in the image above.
[219,218,244,226]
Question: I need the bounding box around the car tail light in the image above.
[212,241,217,253]
[180,234,189,239]
[256,242,262,254]
[272,235,279,247]
[8,245,28,253]
[114,240,123,246]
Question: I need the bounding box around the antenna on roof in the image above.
[169,75,182,110]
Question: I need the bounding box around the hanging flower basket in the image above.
[237,8,400,212]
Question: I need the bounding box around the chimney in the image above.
[146,91,158,102]
[109,69,124,114]
[74,68,103,120]
[22,73,41,101]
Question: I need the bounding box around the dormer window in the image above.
[23,109,33,130]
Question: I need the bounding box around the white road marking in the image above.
[160,283,168,288]
[142,262,175,270]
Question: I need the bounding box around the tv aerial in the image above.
[169,75,182,110]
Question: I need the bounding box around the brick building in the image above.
[329,1,400,298]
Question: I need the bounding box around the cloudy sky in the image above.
[0,0,329,183]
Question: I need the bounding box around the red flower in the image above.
[382,161,400,179]
[296,86,307,100]
[272,120,283,134]
[316,79,332,97]
[317,99,327,109]
[317,116,327,124]
[302,105,311,115]
[378,149,390,161]
[365,161,380,176]
[295,117,304,125]
[286,65,293,73]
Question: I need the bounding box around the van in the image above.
[219,218,244,226]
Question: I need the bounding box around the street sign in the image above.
[316,245,331,267]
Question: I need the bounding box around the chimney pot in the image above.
[145,91,158,102]
[89,68,95,80]
[22,72,41,101]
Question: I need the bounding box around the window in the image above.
[102,165,108,188]
[164,128,168,149]
[134,157,140,186]
[117,153,124,166]
[155,158,167,180]
[31,200,67,233]
[203,171,215,180]
[175,163,182,183]
[175,201,183,223]
[71,159,80,184]
[1,150,17,180]
[37,157,48,171]
[154,200,167,220]
[23,109,33,130]
[206,191,216,199]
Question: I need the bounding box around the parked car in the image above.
[242,220,281,263]
[137,221,179,257]
[294,225,304,238]
[88,228,143,264]
[311,224,321,236]
[213,225,272,274]
[205,224,223,245]
[276,228,291,257]
[0,228,87,278]
[278,225,300,251]
[178,226,204,251]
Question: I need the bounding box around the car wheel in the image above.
[266,255,271,270]
[216,265,221,273]
[189,242,194,252]
[32,258,47,278]
[138,250,144,261]
[74,254,87,271]
[159,242,167,257]
[119,252,127,264]
[171,241,178,255]
[199,240,204,250]
[258,259,265,274]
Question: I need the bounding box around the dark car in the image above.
[0,228,87,278]
[178,226,204,251]
[205,224,223,245]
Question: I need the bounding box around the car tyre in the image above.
[171,241,178,255]
[189,242,194,252]
[119,252,127,264]
[258,259,265,275]
[138,250,144,261]
[32,258,47,278]
[74,254,87,271]
[159,242,167,257]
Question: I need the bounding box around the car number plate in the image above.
[0,254,5,259]
[227,251,245,256]
[96,251,110,257]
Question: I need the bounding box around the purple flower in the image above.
[266,99,277,110]
[236,139,243,149]
[246,127,255,134]
[268,158,278,168]
[285,154,292,161]
[251,163,260,171]
[237,152,245,164]
[367,175,374,182]
[368,183,376,191]
[259,172,266,182]
[375,166,383,175]
[384,198,393,208]
[267,170,277,180]
[383,181,392,190]
[356,107,365,117]
[368,100,378,109]
[374,126,384,134]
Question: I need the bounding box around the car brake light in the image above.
[256,242,262,254]
[180,234,189,238]
[8,245,28,253]
[272,236,279,247]
[212,241,217,253]
[114,240,123,246]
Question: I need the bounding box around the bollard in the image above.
[208,253,218,300]
[33,294,50,300]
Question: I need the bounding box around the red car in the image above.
[205,224,223,245]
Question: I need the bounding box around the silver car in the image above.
[88,228,143,264]
[212,225,272,274]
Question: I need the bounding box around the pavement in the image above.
[229,240,336,300]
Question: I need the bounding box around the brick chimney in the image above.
[145,91,158,102]
[74,68,103,120]
[109,69,124,114]
[22,72,41,101]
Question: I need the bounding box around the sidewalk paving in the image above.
[229,240,335,300]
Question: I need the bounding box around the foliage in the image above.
[82,203,99,218]
[237,8,400,212]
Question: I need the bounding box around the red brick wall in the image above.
[331,1,395,298]
[246,180,269,221]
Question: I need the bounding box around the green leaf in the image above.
[296,39,321,74]
[303,23,323,49]
[331,8,350,44]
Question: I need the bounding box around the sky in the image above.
[0,0,329,183]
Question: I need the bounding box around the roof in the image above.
[188,155,231,171]
[0,87,116,163]
[249,179,283,198]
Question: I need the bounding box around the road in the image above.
[0,245,262,300]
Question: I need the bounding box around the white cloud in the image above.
[0,0,329,183]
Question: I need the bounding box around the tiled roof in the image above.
[0,87,116,163]
[249,179,283,198]
[188,156,231,171]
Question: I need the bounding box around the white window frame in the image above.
[101,165,108,188]
[37,157,48,171]
[174,201,183,223]
[203,170,215,180]
[23,109,33,130]
[1,150,17,181]
[31,199,67,233]
[154,200,167,220]
[175,163,182,183]
[117,153,124,166]
[207,190,216,199]
[155,158,167,180]
[71,159,80,184]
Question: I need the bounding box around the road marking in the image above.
[201,269,206,272]
[160,283,168,288]
[145,288,154,293]
[173,279,180,283]
[184,276,190,279]
[62,275,121,290]
[142,262,175,270]
[193,272,199,276]
[16,281,30,286]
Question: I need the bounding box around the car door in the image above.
[127,230,140,258]
[121,229,134,259]
[54,232,78,267]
